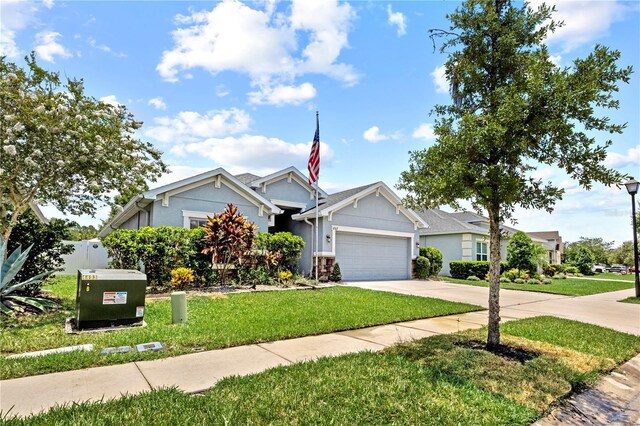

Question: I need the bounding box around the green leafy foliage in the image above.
[254,232,305,272]
[102,227,211,287]
[502,268,529,282]
[414,256,431,279]
[608,241,635,267]
[570,246,595,275]
[6,211,73,295]
[419,246,443,277]
[564,237,614,265]
[506,232,537,273]
[0,53,167,244]
[398,0,631,347]
[65,223,99,241]
[329,263,342,282]
[0,236,58,315]
[449,261,508,280]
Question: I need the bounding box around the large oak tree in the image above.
[1,54,167,243]
[398,0,632,348]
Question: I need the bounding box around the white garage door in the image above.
[335,232,410,281]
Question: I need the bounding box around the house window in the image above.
[476,242,488,261]
[188,218,208,229]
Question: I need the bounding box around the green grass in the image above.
[619,296,640,304]
[442,276,634,296]
[592,272,635,281]
[0,276,480,380]
[6,317,639,425]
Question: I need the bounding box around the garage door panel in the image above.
[335,233,409,281]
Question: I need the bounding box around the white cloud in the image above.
[412,123,435,141]
[216,84,230,97]
[387,5,406,36]
[605,145,640,169]
[34,31,72,62]
[248,82,317,106]
[145,108,251,143]
[42,0,54,9]
[529,0,627,53]
[148,97,167,110]
[152,165,212,188]
[363,126,401,143]
[0,0,38,58]
[99,95,122,107]
[86,36,126,57]
[431,64,448,94]
[170,135,335,176]
[157,0,357,99]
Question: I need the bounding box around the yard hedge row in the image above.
[449,260,509,279]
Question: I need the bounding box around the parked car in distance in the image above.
[607,265,626,273]
[592,264,607,273]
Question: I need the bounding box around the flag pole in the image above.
[315,111,319,286]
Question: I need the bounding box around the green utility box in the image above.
[76,269,147,330]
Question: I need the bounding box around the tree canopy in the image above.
[398,0,632,348]
[564,237,614,265]
[0,53,167,242]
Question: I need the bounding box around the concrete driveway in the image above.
[346,280,640,335]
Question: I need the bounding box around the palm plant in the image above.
[1,236,59,315]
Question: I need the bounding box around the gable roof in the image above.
[98,168,282,238]
[246,166,329,198]
[234,173,261,185]
[293,182,428,229]
[416,209,487,235]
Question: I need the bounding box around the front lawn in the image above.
[619,296,640,304]
[7,317,640,425]
[592,272,635,281]
[441,276,634,296]
[0,276,481,379]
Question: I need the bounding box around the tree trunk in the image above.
[486,203,502,349]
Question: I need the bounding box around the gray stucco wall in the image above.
[288,219,314,274]
[263,178,315,209]
[328,193,420,258]
[420,234,463,276]
[420,233,509,276]
[149,182,269,231]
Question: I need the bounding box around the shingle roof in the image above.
[416,209,487,234]
[527,231,561,240]
[300,183,379,215]
[234,173,261,185]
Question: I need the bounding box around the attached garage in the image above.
[335,231,411,281]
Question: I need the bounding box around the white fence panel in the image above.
[59,240,110,275]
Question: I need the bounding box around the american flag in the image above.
[308,112,320,185]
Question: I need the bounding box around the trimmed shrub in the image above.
[467,275,480,281]
[552,273,567,280]
[499,277,512,283]
[329,263,342,282]
[542,264,557,277]
[449,261,508,279]
[513,278,526,284]
[419,246,443,277]
[502,268,530,282]
[528,278,541,285]
[414,256,431,279]
[103,226,210,287]
[254,232,305,272]
[542,278,552,284]
[171,267,195,289]
[564,266,579,274]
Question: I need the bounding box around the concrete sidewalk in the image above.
[1,310,500,418]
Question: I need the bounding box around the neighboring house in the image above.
[416,209,559,276]
[99,167,428,281]
[416,209,509,276]
[526,231,563,264]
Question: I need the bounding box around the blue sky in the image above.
[2,0,639,246]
